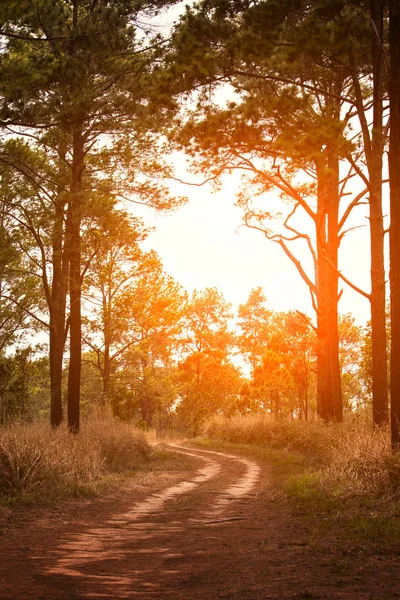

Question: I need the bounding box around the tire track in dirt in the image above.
[40,445,261,599]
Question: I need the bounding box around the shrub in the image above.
[322,427,400,497]
[0,416,151,498]
[84,418,151,472]
[0,429,50,495]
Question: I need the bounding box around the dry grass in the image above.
[204,415,334,464]
[323,426,400,497]
[203,414,400,499]
[0,415,151,499]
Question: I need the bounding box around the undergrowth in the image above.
[203,414,400,499]
[0,415,151,501]
[203,414,400,545]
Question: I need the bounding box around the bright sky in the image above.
[134,164,379,326]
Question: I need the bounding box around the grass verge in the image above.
[0,416,154,504]
[201,415,400,549]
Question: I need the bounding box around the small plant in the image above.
[284,472,323,501]
[85,417,151,472]
[0,430,49,495]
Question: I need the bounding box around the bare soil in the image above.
[0,444,399,600]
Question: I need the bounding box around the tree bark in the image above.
[101,286,112,399]
[369,154,388,426]
[67,123,84,433]
[326,144,342,422]
[389,0,400,446]
[369,0,388,426]
[49,199,67,427]
[50,138,69,428]
[315,135,342,422]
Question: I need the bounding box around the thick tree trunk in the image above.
[315,141,342,422]
[50,142,69,428]
[369,0,388,427]
[49,199,68,427]
[389,0,400,446]
[326,147,342,422]
[316,234,342,420]
[316,288,331,420]
[67,123,84,433]
[370,167,388,427]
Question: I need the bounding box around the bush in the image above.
[85,417,151,472]
[0,416,151,498]
[322,427,400,497]
[0,429,50,495]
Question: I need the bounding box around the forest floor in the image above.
[0,442,399,600]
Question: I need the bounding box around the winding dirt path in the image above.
[0,445,399,599]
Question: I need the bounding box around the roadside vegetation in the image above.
[0,413,153,503]
[202,415,400,546]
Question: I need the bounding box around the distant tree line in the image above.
[0,269,378,435]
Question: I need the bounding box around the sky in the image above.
[133,160,380,326]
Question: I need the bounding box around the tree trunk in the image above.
[304,376,309,422]
[50,141,69,428]
[103,350,111,397]
[67,123,84,433]
[326,144,342,422]
[102,288,112,399]
[369,0,388,426]
[389,0,400,446]
[369,159,388,427]
[315,138,342,422]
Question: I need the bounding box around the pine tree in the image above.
[0,0,183,431]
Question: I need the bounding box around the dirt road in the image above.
[0,445,399,599]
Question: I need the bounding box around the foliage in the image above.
[0,214,39,351]
[237,292,317,418]
[82,209,152,394]
[338,314,365,411]
[112,259,185,425]
[177,355,242,433]
[0,349,34,426]
[176,288,241,434]
[237,287,273,372]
